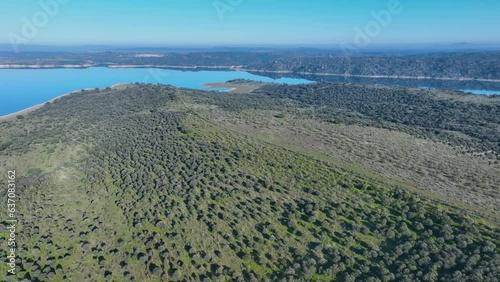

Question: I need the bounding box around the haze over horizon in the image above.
[1,0,499,49]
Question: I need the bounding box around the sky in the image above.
[0,0,499,47]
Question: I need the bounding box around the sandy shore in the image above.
[202,83,237,92]
[0,83,130,122]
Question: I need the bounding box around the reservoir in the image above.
[0,68,311,116]
[1,67,499,117]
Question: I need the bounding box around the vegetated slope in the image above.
[254,83,500,157]
[0,85,499,281]
[180,82,500,216]
[247,52,500,80]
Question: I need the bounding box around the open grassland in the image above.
[202,80,268,94]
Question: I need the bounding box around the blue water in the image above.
[420,87,500,95]
[207,87,232,92]
[1,68,498,117]
[460,89,500,95]
[0,68,311,116]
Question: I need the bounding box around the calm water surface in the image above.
[1,67,498,116]
[0,68,311,116]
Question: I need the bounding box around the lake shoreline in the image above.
[0,83,130,122]
[0,80,245,121]
[1,67,498,121]
[0,68,312,119]
[0,79,253,121]
[1,64,499,83]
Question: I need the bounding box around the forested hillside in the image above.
[0,85,499,281]
[1,50,500,80]
[248,52,500,80]
[254,83,500,156]
[189,81,500,215]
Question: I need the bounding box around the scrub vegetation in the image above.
[0,84,498,281]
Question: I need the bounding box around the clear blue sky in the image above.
[0,0,499,46]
